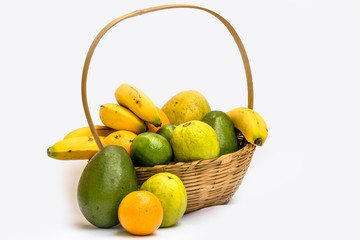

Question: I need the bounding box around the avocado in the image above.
[202,111,238,156]
[77,145,138,228]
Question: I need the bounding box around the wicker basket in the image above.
[81,4,256,214]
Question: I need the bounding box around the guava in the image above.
[140,172,187,227]
[170,120,220,162]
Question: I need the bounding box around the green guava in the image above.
[170,120,220,162]
[140,172,187,227]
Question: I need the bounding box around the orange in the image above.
[146,107,170,133]
[118,191,163,236]
[102,130,137,155]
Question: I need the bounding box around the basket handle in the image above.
[81,4,254,150]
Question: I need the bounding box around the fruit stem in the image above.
[183,122,191,127]
[254,138,263,146]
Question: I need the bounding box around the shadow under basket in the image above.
[135,143,256,213]
[80,4,258,214]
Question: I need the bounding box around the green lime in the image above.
[156,124,176,142]
[130,132,173,167]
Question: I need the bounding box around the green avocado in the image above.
[202,110,238,156]
[77,145,138,228]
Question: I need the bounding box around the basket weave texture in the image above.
[80,4,257,214]
[135,144,256,213]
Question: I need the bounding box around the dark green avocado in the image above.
[77,145,137,228]
[202,110,238,156]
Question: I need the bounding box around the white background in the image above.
[1,0,359,239]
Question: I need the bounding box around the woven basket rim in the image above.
[134,143,256,171]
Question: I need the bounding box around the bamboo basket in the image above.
[81,4,257,214]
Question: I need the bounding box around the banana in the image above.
[47,136,105,160]
[115,83,162,127]
[227,107,268,146]
[99,103,147,134]
[64,125,116,139]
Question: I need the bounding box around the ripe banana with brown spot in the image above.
[115,83,162,127]
[227,107,268,146]
[64,125,116,139]
[99,103,147,134]
[47,136,105,160]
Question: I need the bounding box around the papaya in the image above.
[162,90,211,125]
[202,111,238,156]
[77,145,137,228]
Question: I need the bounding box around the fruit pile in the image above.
[47,83,268,235]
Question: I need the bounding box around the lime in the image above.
[130,132,173,167]
[156,124,176,142]
[170,120,220,162]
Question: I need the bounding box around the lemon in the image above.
[130,132,173,167]
[170,120,220,162]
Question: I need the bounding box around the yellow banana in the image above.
[64,125,116,139]
[227,107,268,146]
[115,83,162,127]
[47,136,105,160]
[99,103,147,134]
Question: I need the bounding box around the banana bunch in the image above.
[99,83,162,133]
[48,83,162,160]
[227,107,268,146]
